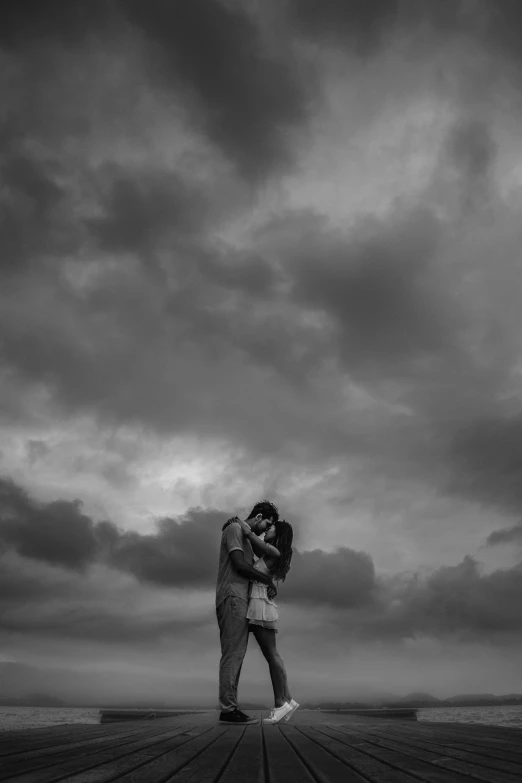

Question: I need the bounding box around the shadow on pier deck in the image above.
[1,709,521,782]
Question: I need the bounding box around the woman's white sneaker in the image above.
[263,702,293,724]
[283,699,299,721]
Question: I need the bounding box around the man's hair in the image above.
[246,499,279,523]
[270,520,293,583]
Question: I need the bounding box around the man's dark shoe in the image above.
[219,708,258,725]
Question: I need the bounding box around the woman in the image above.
[235,516,299,724]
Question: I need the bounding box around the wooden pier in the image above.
[1,709,521,782]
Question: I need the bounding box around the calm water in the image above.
[418,704,522,728]
[0,706,99,733]
[0,704,521,732]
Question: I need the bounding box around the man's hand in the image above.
[267,581,277,601]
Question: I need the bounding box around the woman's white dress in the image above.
[246,557,278,631]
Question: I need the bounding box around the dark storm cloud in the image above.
[380,557,522,640]
[0,477,222,582]
[0,158,329,446]
[0,231,301,447]
[0,177,468,457]
[283,548,377,608]
[288,0,522,95]
[449,415,522,516]
[124,0,310,181]
[287,0,467,53]
[0,148,72,275]
[0,553,212,644]
[288,0,402,52]
[105,511,221,587]
[0,554,66,603]
[0,597,208,644]
[446,119,496,183]
[448,0,522,83]
[481,0,522,67]
[1,1,113,48]
[3,1,310,182]
[86,175,314,383]
[286,207,452,369]
[443,118,497,213]
[0,478,100,570]
[0,0,504,457]
[86,170,209,254]
[487,523,522,546]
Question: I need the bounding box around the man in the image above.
[215,499,279,724]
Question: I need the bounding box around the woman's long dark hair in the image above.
[270,519,293,583]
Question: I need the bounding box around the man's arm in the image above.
[229,551,277,597]
[228,517,280,559]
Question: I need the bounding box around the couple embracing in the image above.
[215,500,299,725]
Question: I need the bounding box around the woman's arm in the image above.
[236,519,280,558]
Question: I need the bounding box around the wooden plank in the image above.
[348,724,522,777]
[9,726,222,783]
[0,719,175,756]
[401,721,522,745]
[0,710,211,737]
[364,722,522,762]
[0,722,190,780]
[330,724,521,783]
[0,713,215,757]
[0,715,172,742]
[0,720,187,766]
[0,725,213,783]
[321,724,479,783]
[411,724,522,756]
[99,709,210,724]
[297,724,420,783]
[0,723,134,753]
[91,726,232,783]
[0,724,100,744]
[163,726,245,782]
[284,711,378,726]
[320,708,418,720]
[263,725,316,783]
[0,722,119,742]
[218,721,264,783]
[279,724,368,782]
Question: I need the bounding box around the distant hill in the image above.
[396,692,443,705]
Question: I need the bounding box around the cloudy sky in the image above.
[2,0,522,705]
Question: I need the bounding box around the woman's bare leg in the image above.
[282,667,292,702]
[251,625,288,707]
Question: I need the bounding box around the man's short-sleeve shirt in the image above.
[215,521,253,608]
